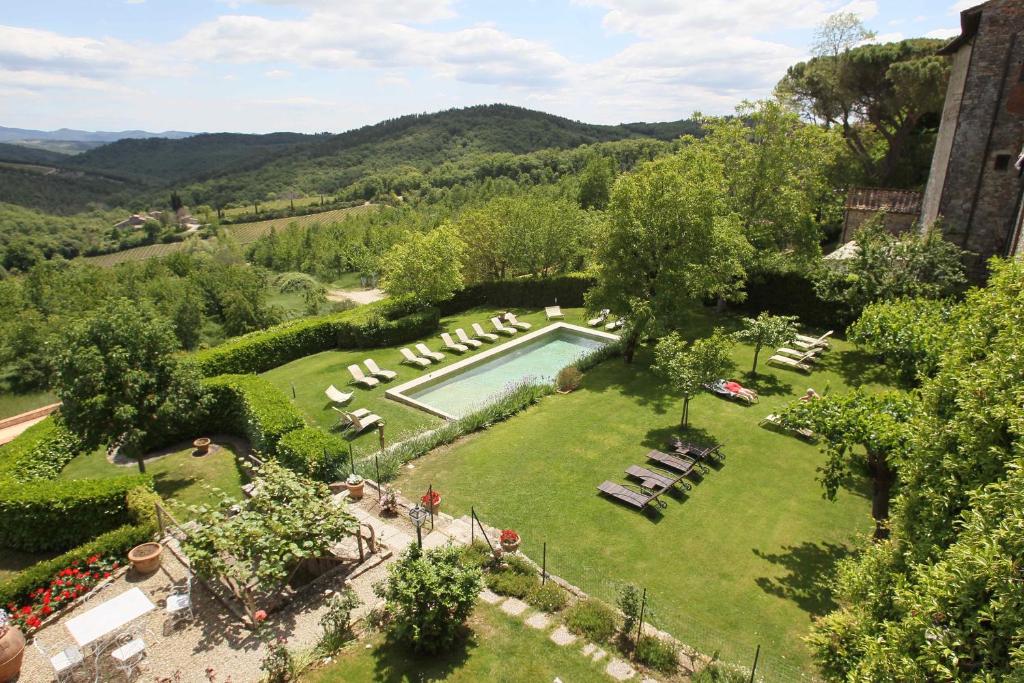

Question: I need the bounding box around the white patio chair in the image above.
[490,317,516,336]
[415,343,445,362]
[400,347,431,367]
[347,364,380,388]
[324,384,353,404]
[109,632,147,680]
[440,332,468,353]
[165,574,194,631]
[33,639,85,683]
[588,309,610,326]
[545,305,564,320]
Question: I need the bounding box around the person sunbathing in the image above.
[724,381,758,403]
[799,388,821,402]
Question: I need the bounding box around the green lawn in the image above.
[60,440,248,517]
[396,311,894,675]
[0,389,57,420]
[262,307,594,458]
[303,601,610,682]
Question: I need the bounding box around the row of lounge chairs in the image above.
[597,438,724,511]
[587,308,626,331]
[767,331,833,373]
[347,359,397,388]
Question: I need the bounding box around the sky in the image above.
[0,0,975,134]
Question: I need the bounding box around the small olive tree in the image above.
[654,329,734,428]
[380,224,465,305]
[733,312,799,374]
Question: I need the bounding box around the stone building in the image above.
[840,187,923,243]
[920,0,1024,270]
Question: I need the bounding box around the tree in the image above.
[169,191,184,212]
[733,312,799,374]
[53,298,206,473]
[183,460,358,623]
[374,544,482,655]
[578,153,615,210]
[847,297,956,382]
[587,149,751,363]
[380,224,465,304]
[654,329,734,428]
[781,389,914,540]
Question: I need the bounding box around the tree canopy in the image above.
[733,312,799,374]
[380,223,466,304]
[654,329,734,428]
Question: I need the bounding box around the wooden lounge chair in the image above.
[332,406,370,429]
[324,384,353,404]
[364,358,397,381]
[346,410,382,433]
[440,332,469,353]
[504,312,531,330]
[625,464,692,491]
[767,351,814,373]
[400,347,431,367]
[545,306,564,320]
[775,346,822,361]
[415,343,445,362]
[588,309,610,326]
[347,364,380,388]
[472,322,499,342]
[597,481,669,510]
[646,449,702,476]
[491,317,517,336]
[668,438,724,464]
[792,331,833,350]
[455,328,483,348]
[760,413,815,440]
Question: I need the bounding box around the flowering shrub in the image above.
[4,555,118,633]
[421,490,441,507]
[500,529,519,544]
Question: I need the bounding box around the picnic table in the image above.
[65,587,155,649]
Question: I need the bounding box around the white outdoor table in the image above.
[64,587,155,649]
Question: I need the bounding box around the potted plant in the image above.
[500,529,521,553]
[0,609,25,683]
[345,473,364,500]
[380,485,399,515]
[421,490,442,514]
[193,437,212,456]
[556,366,583,394]
[128,542,163,574]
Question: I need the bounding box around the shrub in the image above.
[375,544,482,655]
[0,418,82,482]
[575,339,622,372]
[564,599,619,644]
[458,540,494,570]
[486,570,537,599]
[618,583,642,635]
[502,553,536,576]
[319,588,360,653]
[277,427,349,481]
[528,582,568,613]
[556,366,583,392]
[200,374,305,454]
[635,636,680,674]
[438,273,596,315]
[691,660,749,683]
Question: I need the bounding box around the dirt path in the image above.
[326,288,386,305]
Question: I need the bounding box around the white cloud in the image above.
[264,68,291,79]
[949,0,979,13]
[871,32,905,43]
[925,27,960,39]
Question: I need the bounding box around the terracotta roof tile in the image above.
[845,187,923,215]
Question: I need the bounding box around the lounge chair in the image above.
[364,358,397,381]
[606,318,625,331]
[347,364,380,388]
[588,309,610,326]
[491,317,517,336]
[646,449,701,476]
[347,410,382,434]
[415,343,445,362]
[760,413,815,440]
[333,406,369,429]
[400,347,431,367]
[545,306,564,320]
[440,332,469,353]
[705,379,758,405]
[504,312,531,330]
[792,331,833,350]
[455,328,483,348]
[471,322,499,342]
[667,437,724,464]
[775,346,822,361]
[767,351,814,373]
[596,481,669,510]
[625,464,692,491]
[324,385,353,404]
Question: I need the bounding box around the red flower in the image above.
[87,555,100,564]
[421,490,441,506]
[500,529,519,544]
[254,610,268,624]
[41,605,53,615]
[20,606,31,615]
[26,615,41,629]
[103,572,111,579]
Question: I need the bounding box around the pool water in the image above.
[405,329,609,417]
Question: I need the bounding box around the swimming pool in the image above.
[386,323,619,419]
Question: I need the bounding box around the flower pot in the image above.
[500,539,520,553]
[128,542,163,574]
[0,626,26,683]
[193,437,211,456]
[424,496,441,514]
[345,481,364,500]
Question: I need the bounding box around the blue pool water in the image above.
[404,329,609,417]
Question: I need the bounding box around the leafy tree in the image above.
[587,149,750,362]
[578,153,615,209]
[654,329,734,428]
[374,544,482,655]
[380,224,465,304]
[847,297,957,382]
[782,389,915,540]
[53,298,207,473]
[733,312,799,374]
[183,460,358,623]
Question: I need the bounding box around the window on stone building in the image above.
[995,154,1011,171]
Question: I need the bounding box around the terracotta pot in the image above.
[424,496,441,514]
[500,539,521,553]
[345,481,365,500]
[193,437,211,455]
[128,542,163,574]
[0,626,25,683]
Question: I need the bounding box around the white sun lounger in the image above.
[400,347,431,367]
[333,405,369,429]
[364,358,397,381]
[455,328,483,348]
[491,317,516,336]
[346,410,382,433]
[792,331,833,350]
[348,364,380,388]
[325,385,353,404]
[589,309,610,326]
[606,318,625,331]
[504,312,531,330]
[767,352,814,373]
[441,332,469,353]
[760,413,815,440]
[415,343,445,362]
[545,306,564,320]
[775,346,822,361]
[471,323,498,342]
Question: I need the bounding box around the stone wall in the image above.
[841,209,918,243]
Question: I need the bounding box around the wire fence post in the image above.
[470,506,475,545]
[542,542,547,586]
[633,587,647,661]
[291,383,296,399]
[749,644,760,683]
[374,454,381,501]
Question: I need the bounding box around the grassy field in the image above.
[261,307,592,458]
[60,440,248,517]
[395,309,893,676]
[303,601,610,682]
[0,389,57,420]
[84,204,377,267]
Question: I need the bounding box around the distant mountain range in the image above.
[0,126,196,154]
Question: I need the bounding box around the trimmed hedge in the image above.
[277,426,349,481]
[0,418,82,482]
[193,296,440,376]
[739,271,851,330]
[200,374,306,454]
[438,273,596,315]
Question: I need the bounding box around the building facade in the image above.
[841,187,924,243]
[920,0,1024,269]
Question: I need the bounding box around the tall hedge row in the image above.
[199,374,307,454]
[738,271,850,330]
[438,273,596,315]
